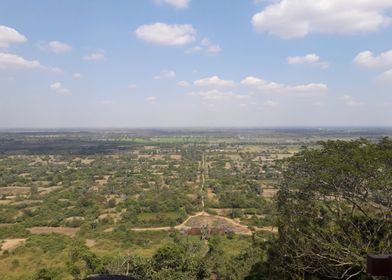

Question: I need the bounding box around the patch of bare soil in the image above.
[0,200,12,205]
[1,239,26,251]
[180,213,251,235]
[0,224,13,227]
[85,239,96,248]
[65,216,85,221]
[130,227,171,232]
[38,186,62,194]
[11,200,43,206]
[128,212,252,235]
[0,187,30,195]
[98,213,121,222]
[28,227,79,236]
[212,208,231,216]
[95,175,110,186]
[207,189,217,200]
[254,226,278,233]
[262,188,278,199]
[170,155,182,160]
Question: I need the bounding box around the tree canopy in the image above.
[274,138,392,279]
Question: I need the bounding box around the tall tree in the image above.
[275,139,392,279]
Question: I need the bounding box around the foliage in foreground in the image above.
[26,234,264,280]
[270,138,392,279]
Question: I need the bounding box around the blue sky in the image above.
[1,0,392,128]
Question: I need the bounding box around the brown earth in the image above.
[0,187,30,195]
[1,239,26,251]
[262,188,278,198]
[85,239,97,248]
[27,227,79,236]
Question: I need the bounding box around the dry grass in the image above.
[170,155,182,160]
[0,187,30,195]
[27,227,79,237]
[144,146,158,150]
[0,224,13,227]
[262,188,278,198]
[94,175,110,188]
[38,186,62,194]
[65,216,85,222]
[242,145,264,152]
[103,227,114,233]
[11,200,43,206]
[79,158,95,164]
[207,189,218,201]
[212,208,231,216]
[138,154,165,160]
[0,200,12,205]
[254,226,278,233]
[98,175,110,184]
[276,153,292,160]
[225,154,242,161]
[98,213,121,223]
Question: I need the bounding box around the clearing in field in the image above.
[0,187,30,195]
[1,238,26,251]
[170,155,182,160]
[85,239,97,248]
[27,227,80,237]
[262,188,278,199]
[254,226,278,233]
[181,213,252,235]
[38,186,62,194]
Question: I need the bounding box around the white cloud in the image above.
[375,69,392,84]
[153,0,190,9]
[48,41,72,53]
[189,89,249,102]
[83,51,105,61]
[0,25,27,48]
[354,50,392,68]
[73,73,83,79]
[287,54,329,69]
[241,76,328,97]
[154,70,176,79]
[135,23,196,46]
[189,90,234,101]
[128,84,137,90]
[340,95,364,107]
[186,38,222,54]
[146,96,157,104]
[0,52,43,70]
[263,100,279,108]
[51,67,63,73]
[252,0,392,38]
[177,80,190,87]
[194,76,235,87]
[50,82,71,95]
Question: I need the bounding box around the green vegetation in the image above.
[267,138,392,279]
[1,129,391,279]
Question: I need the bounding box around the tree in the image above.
[32,268,60,280]
[275,139,392,279]
[67,243,106,279]
[152,243,184,271]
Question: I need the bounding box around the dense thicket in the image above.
[268,138,392,279]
